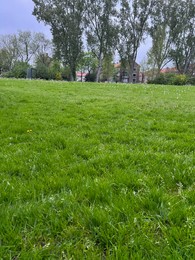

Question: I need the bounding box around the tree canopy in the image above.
[32,0,85,81]
[1,0,195,81]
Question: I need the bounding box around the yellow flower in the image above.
[27,129,32,133]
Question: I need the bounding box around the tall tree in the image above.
[84,0,118,82]
[169,0,195,74]
[147,24,172,75]
[32,0,84,81]
[148,0,174,75]
[118,0,154,82]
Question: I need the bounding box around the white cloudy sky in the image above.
[0,0,51,36]
[0,0,151,63]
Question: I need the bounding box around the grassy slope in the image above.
[0,79,194,259]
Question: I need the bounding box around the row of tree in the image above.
[31,0,195,82]
[0,31,51,73]
[146,0,195,77]
[1,1,194,82]
[0,29,113,81]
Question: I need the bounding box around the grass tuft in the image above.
[0,79,195,258]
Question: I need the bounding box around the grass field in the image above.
[0,79,194,259]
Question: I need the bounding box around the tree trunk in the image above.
[128,60,134,83]
[157,65,161,76]
[70,73,74,81]
[70,66,76,81]
[96,52,103,82]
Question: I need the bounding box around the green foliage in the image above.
[35,53,52,68]
[48,60,62,80]
[35,57,68,81]
[0,31,51,71]
[173,74,188,86]
[55,72,62,81]
[0,48,11,73]
[61,66,71,81]
[101,54,115,82]
[32,0,85,81]
[149,73,189,85]
[187,77,195,85]
[169,0,195,74]
[149,0,173,73]
[0,79,195,258]
[85,0,118,82]
[35,62,50,80]
[85,72,96,82]
[77,52,98,74]
[118,0,155,83]
[3,61,29,78]
[14,62,29,78]
[1,1,194,84]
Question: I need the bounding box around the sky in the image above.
[0,0,151,63]
[0,0,51,36]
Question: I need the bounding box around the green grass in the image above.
[0,78,194,259]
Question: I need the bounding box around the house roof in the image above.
[160,67,178,73]
[76,72,87,77]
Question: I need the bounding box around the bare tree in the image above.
[17,31,51,63]
[0,34,19,70]
[0,31,51,72]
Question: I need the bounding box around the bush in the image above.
[61,67,71,81]
[1,71,14,78]
[149,73,189,86]
[4,62,29,78]
[35,63,50,80]
[55,72,62,81]
[172,74,187,85]
[187,77,195,85]
[148,74,166,84]
[164,73,177,85]
[85,72,96,82]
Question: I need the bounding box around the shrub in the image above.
[55,72,62,81]
[5,62,29,78]
[85,72,96,82]
[61,67,71,81]
[149,73,189,86]
[148,74,166,85]
[172,74,187,85]
[187,77,195,85]
[1,71,14,78]
[164,73,177,85]
[35,63,50,80]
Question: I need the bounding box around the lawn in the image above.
[0,79,194,259]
